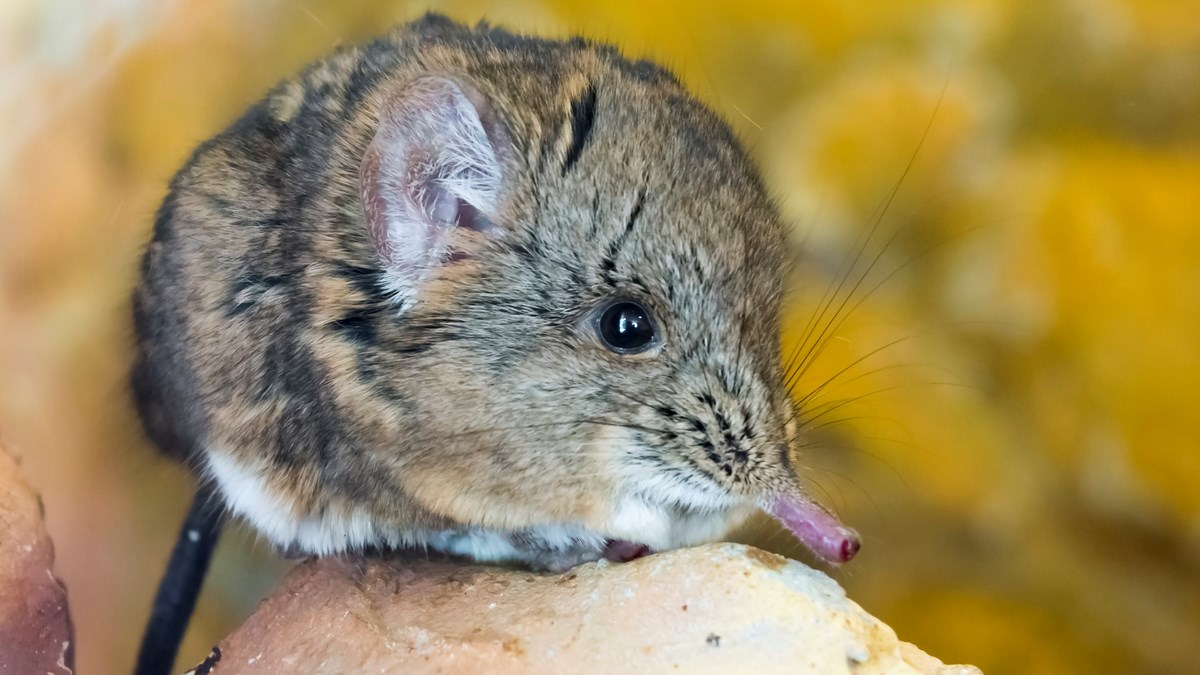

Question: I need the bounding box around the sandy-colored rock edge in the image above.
[0,441,74,674]
[191,543,979,674]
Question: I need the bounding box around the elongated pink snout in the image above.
[766,495,860,563]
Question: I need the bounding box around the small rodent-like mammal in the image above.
[132,13,858,672]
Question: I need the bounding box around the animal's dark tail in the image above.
[134,483,223,675]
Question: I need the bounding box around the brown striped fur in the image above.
[132,13,817,567]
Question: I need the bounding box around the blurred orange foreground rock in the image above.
[0,442,73,674]
[193,543,978,675]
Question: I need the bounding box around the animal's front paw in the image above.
[520,539,651,573]
[523,547,605,573]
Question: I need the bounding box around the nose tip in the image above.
[838,532,861,562]
[765,494,861,565]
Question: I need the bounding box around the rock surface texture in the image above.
[0,442,74,674]
[192,543,979,674]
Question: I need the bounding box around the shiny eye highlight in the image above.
[596,300,657,354]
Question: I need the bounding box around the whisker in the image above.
[794,436,913,497]
[794,386,909,429]
[794,471,841,516]
[784,80,950,394]
[805,465,882,520]
[791,335,915,409]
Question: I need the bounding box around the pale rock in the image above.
[191,543,979,674]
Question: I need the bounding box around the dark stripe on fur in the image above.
[562,84,598,174]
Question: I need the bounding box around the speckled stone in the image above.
[192,543,979,674]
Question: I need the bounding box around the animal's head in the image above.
[352,20,858,562]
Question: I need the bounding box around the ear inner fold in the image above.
[359,76,507,303]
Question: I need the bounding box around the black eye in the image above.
[597,301,657,354]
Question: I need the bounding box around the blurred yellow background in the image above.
[2,0,1197,672]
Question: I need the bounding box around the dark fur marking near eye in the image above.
[588,191,602,238]
[628,274,653,296]
[598,186,648,284]
[656,405,679,419]
[600,256,618,284]
[562,84,597,175]
[626,187,646,233]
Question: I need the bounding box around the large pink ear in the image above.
[359,76,508,302]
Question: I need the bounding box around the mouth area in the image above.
[765,495,860,564]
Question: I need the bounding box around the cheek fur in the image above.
[603,495,754,550]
